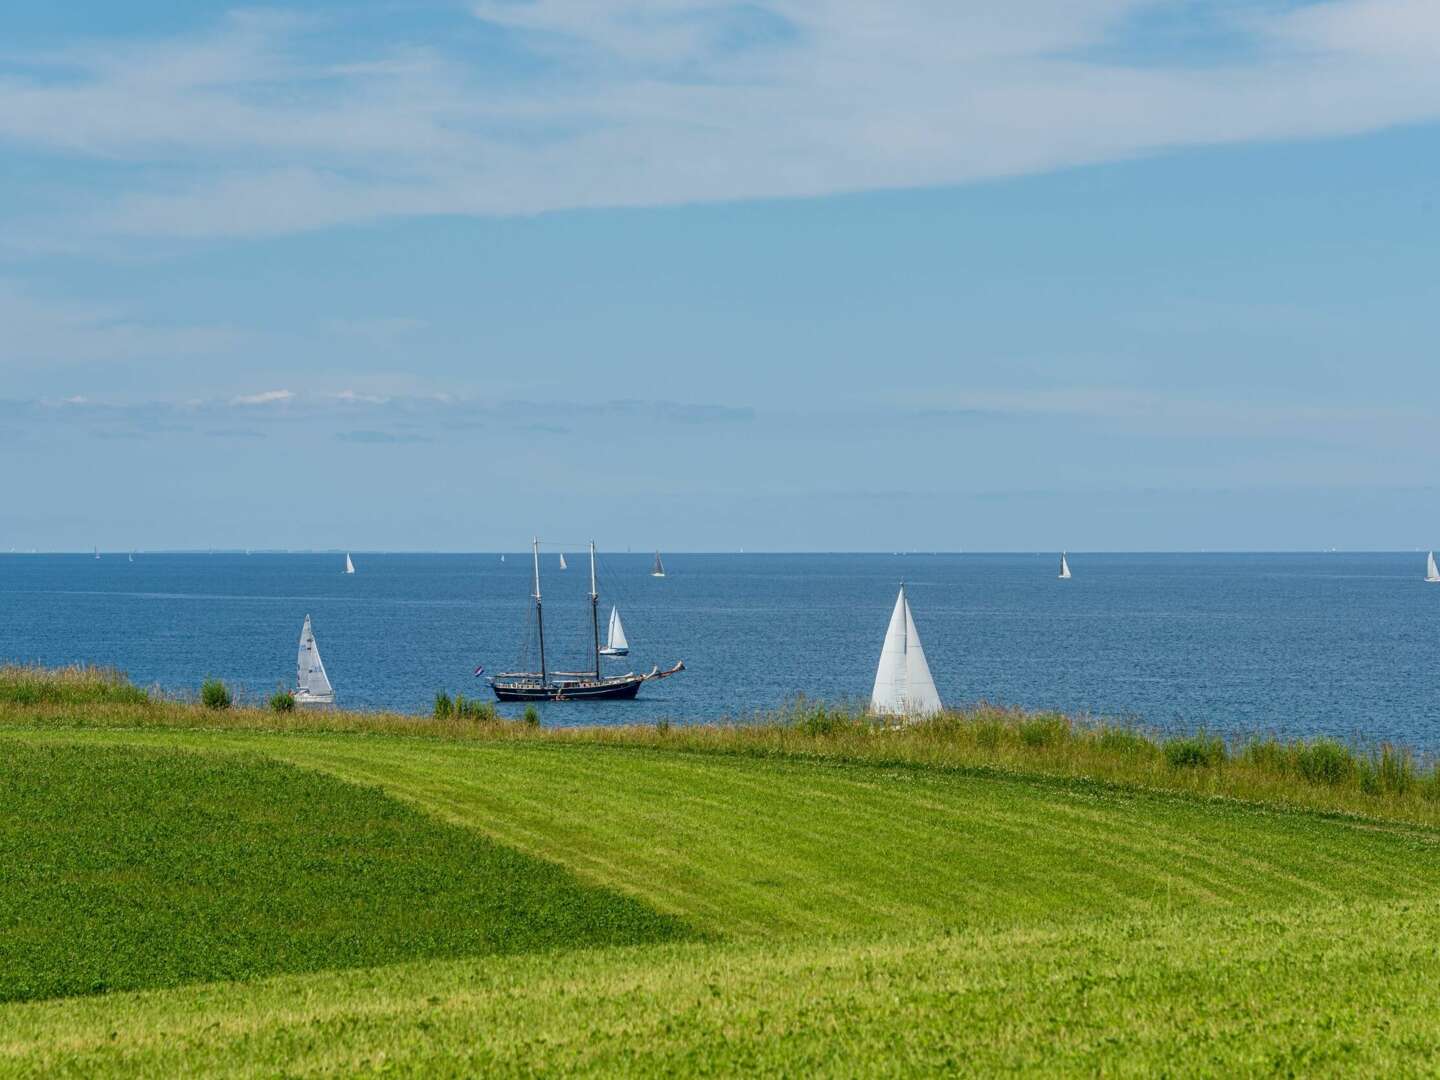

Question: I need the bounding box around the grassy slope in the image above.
[0,741,692,1003]
[5,899,1440,1075]
[13,727,1440,938]
[6,722,1440,1074]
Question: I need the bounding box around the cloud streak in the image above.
[2,2,1440,241]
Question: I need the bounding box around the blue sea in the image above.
[2,552,1436,747]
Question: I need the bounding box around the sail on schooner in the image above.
[489,540,683,702]
[1058,552,1072,580]
[1427,551,1439,583]
[651,551,666,578]
[870,584,942,718]
[600,606,629,657]
[294,614,335,705]
[344,553,356,575]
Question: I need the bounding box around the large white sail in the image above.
[604,606,630,654]
[344,553,355,575]
[1058,552,1071,580]
[296,614,334,702]
[652,551,666,577]
[870,586,942,718]
[1427,551,1439,583]
[559,553,568,571]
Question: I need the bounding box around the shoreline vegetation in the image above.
[4,663,1440,827]
[9,664,1440,1074]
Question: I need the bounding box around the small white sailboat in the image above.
[344,553,356,575]
[500,554,506,562]
[651,551,666,578]
[295,614,335,706]
[559,552,568,571]
[94,546,100,560]
[871,584,942,718]
[128,551,134,563]
[1427,551,1440,584]
[1058,552,1072,580]
[600,606,630,657]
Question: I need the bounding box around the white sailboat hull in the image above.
[293,690,335,706]
[599,647,629,657]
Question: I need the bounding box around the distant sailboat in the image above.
[128,551,134,563]
[344,553,356,575]
[600,606,630,657]
[559,553,568,571]
[294,614,335,706]
[870,585,942,718]
[1427,551,1440,584]
[651,551,666,578]
[1058,552,1072,580]
[94,546,100,560]
[501,554,506,562]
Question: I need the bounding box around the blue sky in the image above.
[3,0,1439,551]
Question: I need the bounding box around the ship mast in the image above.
[590,540,601,679]
[533,537,547,686]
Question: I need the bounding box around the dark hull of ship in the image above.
[490,673,645,702]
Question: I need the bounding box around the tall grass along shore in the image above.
[3,663,1438,827]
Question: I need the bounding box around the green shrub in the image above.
[200,679,232,711]
[523,705,540,727]
[1019,715,1069,748]
[973,718,1005,750]
[434,691,453,719]
[1295,739,1355,787]
[1360,745,1415,796]
[1164,734,1226,770]
[1096,728,1155,757]
[786,698,860,736]
[269,689,295,714]
[456,694,496,722]
[656,718,672,735]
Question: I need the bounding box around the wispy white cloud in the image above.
[1,2,1439,241]
[229,389,293,406]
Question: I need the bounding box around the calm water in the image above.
[1,552,1436,746]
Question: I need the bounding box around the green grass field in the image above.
[4,669,1440,1075]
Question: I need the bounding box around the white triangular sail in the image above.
[652,551,666,577]
[344,553,355,574]
[870,586,942,718]
[1427,551,1439,583]
[606,606,629,653]
[296,614,334,702]
[559,552,568,570]
[1058,552,1071,579]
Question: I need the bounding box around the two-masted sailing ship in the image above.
[488,540,683,702]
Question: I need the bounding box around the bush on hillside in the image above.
[270,689,295,713]
[434,691,496,721]
[523,705,540,727]
[1164,734,1226,769]
[200,679,232,711]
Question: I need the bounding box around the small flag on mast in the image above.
[474,664,485,677]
